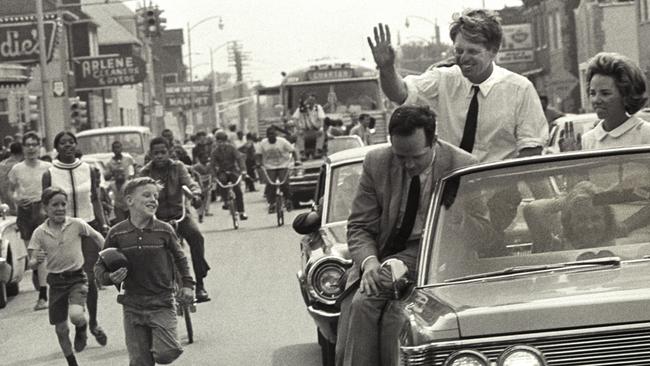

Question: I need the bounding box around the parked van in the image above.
[76,126,151,166]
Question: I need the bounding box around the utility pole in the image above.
[35,0,51,147]
[229,41,247,132]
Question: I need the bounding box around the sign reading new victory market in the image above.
[74,54,146,90]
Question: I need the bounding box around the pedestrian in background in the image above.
[192,151,213,223]
[0,142,23,213]
[240,132,258,192]
[0,135,14,161]
[42,131,110,348]
[95,177,194,366]
[28,187,104,366]
[8,132,51,311]
[105,141,135,180]
[540,95,565,130]
[350,113,372,145]
[107,167,129,225]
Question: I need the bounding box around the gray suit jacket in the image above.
[345,139,478,286]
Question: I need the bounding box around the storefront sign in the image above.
[164,82,213,108]
[0,20,58,64]
[497,50,534,64]
[498,23,534,65]
[73,54,147,90]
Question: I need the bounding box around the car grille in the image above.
[401,324,650,365]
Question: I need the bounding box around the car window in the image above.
[77,132,144,155]
[328,137,362,155]
[326,162,363,223]
[426,151,650,284]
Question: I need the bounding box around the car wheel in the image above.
[0,282,7,309]
[6,282,18,297]
[318,329,336,366]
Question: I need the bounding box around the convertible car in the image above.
[0,204,27,309]
[300,144,650,366]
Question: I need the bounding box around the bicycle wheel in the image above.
[276,192,284,226]
[183,304,194,344]
[229,194,239,229]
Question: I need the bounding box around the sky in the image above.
[125,0,522,86]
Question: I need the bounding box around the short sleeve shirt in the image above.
[8,160,52,203]
[259,137,294,169]
[28,217,93,273]
[403,64,548,163]
[106,155,136,177]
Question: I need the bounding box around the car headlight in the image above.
[309,260,346,303]
[293,168,305,177]
[498,346,546,366]
[444,350,489,366]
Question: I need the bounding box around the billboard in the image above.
[498,23,534,65]
[164,82,213,108]
[73,54,147,90]
[0,20,58,64]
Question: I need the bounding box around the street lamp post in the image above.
[209,41,231,129]
[187,16,223,136]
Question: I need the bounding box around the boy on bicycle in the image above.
[256,126,297,214]
[210,131,248,220]
[95,177,194,366]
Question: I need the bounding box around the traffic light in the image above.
[138,6,165,37]
[26,95,40,128]
[70,97,88,129]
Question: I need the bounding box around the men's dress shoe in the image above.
[195,288,211,303]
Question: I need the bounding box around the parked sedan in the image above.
[394,146,650,366]
[296,143,385,366]
[0,205,27,309]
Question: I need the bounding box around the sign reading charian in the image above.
[0,20,58,64]
[74,54,146,90]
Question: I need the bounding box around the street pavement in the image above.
[0,190,323,366]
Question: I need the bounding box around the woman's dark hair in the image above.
[449,9,502,53]
[388,106,437,146]
[53,131,77,149]
[149,136,170,150]
[586,52,648,114]
[42,186,68,206]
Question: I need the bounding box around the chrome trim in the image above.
[306,256,352,305]
[321,161,333,227]
[443,350,489,366]
[307,305,340,319]
[498,345,547,366]
[401,321,650,353]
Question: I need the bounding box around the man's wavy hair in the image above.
[586,52,648,115]
[449,9,502,53]
[388,106,437,146]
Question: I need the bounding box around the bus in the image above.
[258,59,390,144]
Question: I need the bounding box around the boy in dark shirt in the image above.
[95,177,194,365]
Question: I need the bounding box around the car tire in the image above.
[0,282,7,309]
[6,282,18,297]
[318,329,336,366]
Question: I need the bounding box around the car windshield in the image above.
[328,138,362,155]
[77,132,144,155]
[326,162,363,224]
[426,150,650,285]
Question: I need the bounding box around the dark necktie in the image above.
[393,175,421,253]
[460,85,480,153]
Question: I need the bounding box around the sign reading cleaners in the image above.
[74,54,146,90]
[0,20,58,64]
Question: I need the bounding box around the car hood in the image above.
[423,261,650,337]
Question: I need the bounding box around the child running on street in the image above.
[28,187,105,366]
[94,177,195,366]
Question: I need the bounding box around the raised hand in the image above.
[367,23,396,70]
[558,121,582,152]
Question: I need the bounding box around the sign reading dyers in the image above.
[74,54,146,90]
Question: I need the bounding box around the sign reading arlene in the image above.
[74,54,146,90]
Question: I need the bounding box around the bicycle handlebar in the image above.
[259,166,292,186]
[168,185,191,227]
[214,172,243,189]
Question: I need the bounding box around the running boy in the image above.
[28,187,105,366]
[94,177,194,366]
